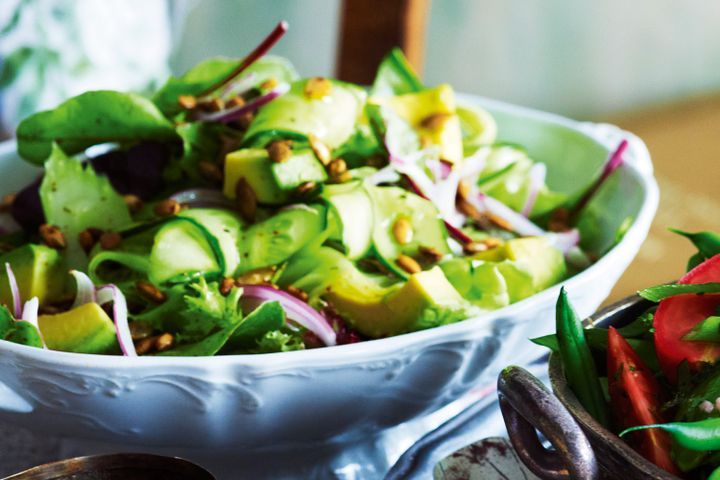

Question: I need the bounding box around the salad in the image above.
[0,22,620,357]
[536,230,720,478]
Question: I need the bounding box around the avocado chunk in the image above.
[224,148,290,205]
[469,237,566,303]
[38,302,118,354]
[326,266,473,338]
[0,244,65,307]
[384,84,464,164]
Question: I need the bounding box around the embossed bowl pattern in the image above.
[0,94,658,449]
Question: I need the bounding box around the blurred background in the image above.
[1,0,719,303]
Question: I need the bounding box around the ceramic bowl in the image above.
[0,94,658,451]
[499,296,680,480]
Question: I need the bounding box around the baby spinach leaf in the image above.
[232,301,285,340]
[17,91,178,164]
[0,306,43,348]
[153,56,299,117]
[370,48,423,97]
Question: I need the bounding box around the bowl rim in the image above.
[0,94,659,370]
[548,295,681,480]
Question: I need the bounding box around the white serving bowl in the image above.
[0,95,658,450]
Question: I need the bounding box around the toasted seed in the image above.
[463,241,488,255]
[235,177,257,222]
[178,95,197,110]
[39,224,66,249]
[487,212,513,231]
[129,321,154,341]
[457,198,481,219]
[327,158,347,178]
[483,237,502,249]
[235,266,276,286]
[155,333,174,352]
[421,113,452,131]
[135,336,156,355]
[224,95,245,109]
[154,198,181,217]
[198,161,223,183]
[267,140,293,163]
[548,208,571,232]
[123,194,143,214]
[0,193,16,213]
[99,231,122,250]
[198,97,224,112]
[232,111,254,130]
[220,277,235,296]
[260,77,278,90]
[304,77,332,99]
[286,285,309,302]
[419,245,444,262]
[78,229,96,253]
[296,181,317,196]
[392,218,413,245]
[396,254,422,274]
[308,134,331,165]
[457,181,471,200]
[136,280,167,304]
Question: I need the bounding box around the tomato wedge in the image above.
[654,254,720,383]
[607,327,679,474]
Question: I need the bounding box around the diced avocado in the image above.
[224,148,290,205]
[0,244,65,307]
[271,149,327,191]
[385,84,463,164]
[326,266,470,338]
[440,258,510,310]
[245,79,366,149]
[471,237,566,302]
[38,302,118,354]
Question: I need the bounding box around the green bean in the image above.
[555,287,609,426]
[709,465,720,480]
[638,282,720,302]
[683,316,720,342]
[620,418,720,451]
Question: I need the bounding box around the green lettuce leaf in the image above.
[251,330,305,353]
[40,144,133,269]
[0,305,43,348]
[17,91,178,164]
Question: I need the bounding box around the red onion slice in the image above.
[240,284,337,346]
[197,21,289,97]
[97,285,136,357]
[364,165,401,186]
[521,163,547,217]
[547,228,581,254]
[217,72,257,101]
[170,188,236,209]
[70,270,97,308]
[574,139,628,215]
[195,86,288,123]
[21,297,46,348]
[473,192,546,237]
[4,263,21,318]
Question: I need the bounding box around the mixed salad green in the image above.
[0,22,620,356]
[537,230,720,478]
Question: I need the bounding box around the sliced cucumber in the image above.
[272,149,328,191]
[368,186,450,278]
[148,209,242,284]
[239,205,326,272]
[322,181,373,260]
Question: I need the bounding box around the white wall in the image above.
[172,0,720,118]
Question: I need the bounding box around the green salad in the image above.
[0,22,620,356]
